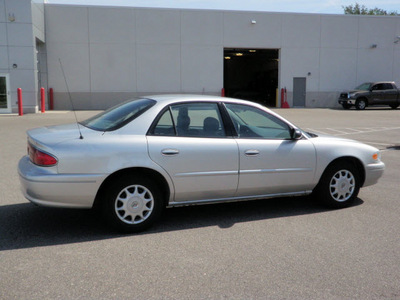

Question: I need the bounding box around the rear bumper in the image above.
[364,161,385,187]
[18,156,106,208]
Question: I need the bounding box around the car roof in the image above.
[144,94,266,107]
[146,94,228,102]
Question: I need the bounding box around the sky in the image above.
[46,0,399,15]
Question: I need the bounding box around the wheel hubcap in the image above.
[115,185,154,225]
[329,170,355,202]
[358,101,366,109]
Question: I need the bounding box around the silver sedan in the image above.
[18,95,385,232]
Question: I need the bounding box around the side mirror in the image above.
[291,128,303,140]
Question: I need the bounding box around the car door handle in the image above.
[245,149,260,156]
[161,149,180,156]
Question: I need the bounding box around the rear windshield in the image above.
[80,98,156,131]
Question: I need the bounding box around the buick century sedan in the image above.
[19,95,385,232]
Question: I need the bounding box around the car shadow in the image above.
[0,197,363,251]
[329,107,397,111]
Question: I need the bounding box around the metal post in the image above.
[17,88,23,116]
[40,87,45,113]
[49,88,54,110]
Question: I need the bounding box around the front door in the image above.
[224,103,316,197]
[0,74,11,113]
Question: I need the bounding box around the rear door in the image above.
[381,83,398,104]
[147,102,239,203]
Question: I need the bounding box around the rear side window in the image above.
[383,83,394,90]
[150,102,226,138]
[80,98,156,131]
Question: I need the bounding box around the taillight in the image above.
[28,143,58,167]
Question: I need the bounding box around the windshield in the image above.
[80,98,156,131]
[355,82,372,91]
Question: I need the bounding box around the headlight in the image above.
[348,93,357,99]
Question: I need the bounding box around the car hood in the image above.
[308,133,378,151]
[27,123,99,147]
[310,134,359,143]
[344,89,367,94]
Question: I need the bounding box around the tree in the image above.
[343,2,398,16]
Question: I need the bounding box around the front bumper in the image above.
[363,161,385,187]
[338,98,356,105]
[18,156,106,208]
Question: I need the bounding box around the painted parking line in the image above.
[304,128,329,135]
[305,127,400,136]
[325,128,348,134]
[336,127,400,136]
[345,128,363,132]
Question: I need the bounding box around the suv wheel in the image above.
[355,99,367,110]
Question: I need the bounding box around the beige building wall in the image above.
[3,2,400,111]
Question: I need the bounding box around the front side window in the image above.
[225,103,291,139]
[151,102,226,138]
[371,84,385,91]
[81,98,156,131]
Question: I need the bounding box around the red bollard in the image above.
[40,87,45,113]
[281,87,290,108]
[17,88,23,116]
[49,88,54,110]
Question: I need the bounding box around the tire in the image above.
[342,103,351,110]
[390,104,399,109]
[314,162,360,209]
[102,175,164,233]
[355,99,367,110]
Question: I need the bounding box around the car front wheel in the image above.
[314,162,360,208]
[355,99,367,110]
[102,175,164,232]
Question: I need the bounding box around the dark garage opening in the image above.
[224,48,279,107]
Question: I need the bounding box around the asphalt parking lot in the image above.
[1,107,399,299]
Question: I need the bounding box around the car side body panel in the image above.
[310,136,385,187]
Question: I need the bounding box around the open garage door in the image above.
[224,48,279,107]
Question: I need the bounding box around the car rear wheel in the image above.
[355,99,367,110]
[102,175,164,232]
[314,162,360,208]
[390,104,399,109]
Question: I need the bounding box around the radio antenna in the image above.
[58,58,83,139]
